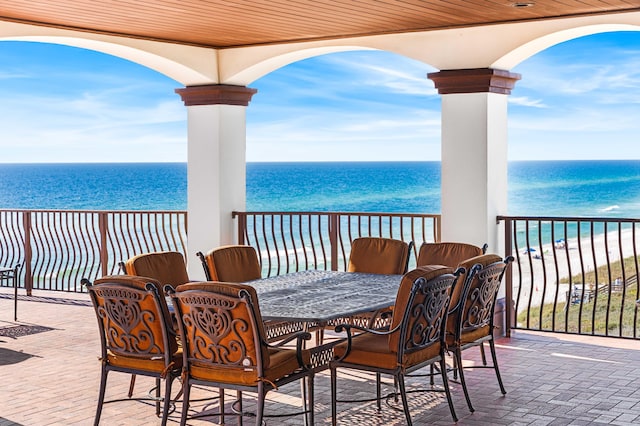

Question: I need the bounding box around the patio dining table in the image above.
[166,270,403,371]
[245,269,403,370]
[247,269,402,323]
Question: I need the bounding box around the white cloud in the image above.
[509,96,547,108]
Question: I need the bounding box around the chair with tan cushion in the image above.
[341,237,413,332]
[196,245,298,343]
[83,275,182,426]
[122,251,190,286]
[446,253,513,413]
[196,245,261,282]
[330,265,461,425]
[116,251,190,405]
[348,237,411,275]
[418,243,488,321]
[165,281,314,426]
[417,241,487,269]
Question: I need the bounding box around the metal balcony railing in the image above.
[233,211,441,276]
[499,216,640,339]
[0,209,187,293]
[3,208,638,340]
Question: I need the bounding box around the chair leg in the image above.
[160,376,174,426]
[396,374,413,426]
[155,377,161,416]
[376,372,382,411]
[127,374,136,398]
[393,376,399,402]
[439,357,458,422]
[255,382,265,426]
[479,342,487,365]
[452,354,458,380]
[94,368,108,426]
[237,390,244,426]
[179,381,191,426]
[306,373,315,426]
[218,388,225,425]
[330,367,338,426]
[301,376,308,425]
[489,339,507,395]
[454,349,474,412]
[429,364,435,385]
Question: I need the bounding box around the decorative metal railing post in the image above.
[98,212,108,277]
[22,211,33,295]
[233,211,246,244]
[503,216,513,337]
[329,213,338,271]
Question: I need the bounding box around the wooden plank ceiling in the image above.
[1,1,639,49]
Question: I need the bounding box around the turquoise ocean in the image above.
[1,161,640,218]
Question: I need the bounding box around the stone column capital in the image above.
[175,84,258,106]
[427,68,521,95]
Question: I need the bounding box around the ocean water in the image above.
[1,161,640,218]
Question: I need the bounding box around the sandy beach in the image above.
[509,226,640,312]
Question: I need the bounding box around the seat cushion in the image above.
[107,347,183,374]
[126,251,190,286]
[188,347,310,386]
[417,242,484,268]
[446,325,492,346]
[334,332,441,370]
[347,237,409,275]
[206,245,261,282]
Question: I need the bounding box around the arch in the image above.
[0,20,219,85]
[218,15,640,84]
[1,35,217,85]
[493,24,640,70]
[220,45,376,85]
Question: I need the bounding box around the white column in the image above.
[176,85,257,279]
[428,68,520,256]
[440,92,508,253]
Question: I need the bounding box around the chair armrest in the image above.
[332,322,401,362]
[264,330,312,369]
[266,330,312,348]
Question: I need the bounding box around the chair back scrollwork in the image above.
[402,275,454,355]
[387,266,458,360]
[457,256,513,337]
[167,282,269,377]
[88,278,177,361]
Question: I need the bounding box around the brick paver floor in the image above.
[1,289,639,425]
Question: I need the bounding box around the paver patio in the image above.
[1,289,639,425]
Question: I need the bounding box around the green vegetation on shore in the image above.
[517,256,640,337]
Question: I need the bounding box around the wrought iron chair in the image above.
[120,251,190,286]
[340,237,413,331]
[83,275,182,426]
[330,265,461,425]
[165,281,315,426]
[445,253,513,413]
[417,241,488,268]
[196,245,261,282]
[117,251,191,397]
[196,245,301,343]
[348,237,412,275]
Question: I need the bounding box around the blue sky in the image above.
[1,31,640,163]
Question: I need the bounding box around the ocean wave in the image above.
[601,205,620,212]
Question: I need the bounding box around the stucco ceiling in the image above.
[1,1,639,49]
